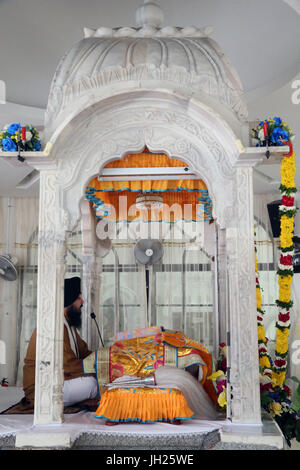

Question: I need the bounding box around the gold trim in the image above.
[164,345,177,367]
[177,353,206,369]
[96,347,110,386]
[82,351,96,374]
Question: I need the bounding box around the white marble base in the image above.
[16,431,71,448]
[220,414,285,449]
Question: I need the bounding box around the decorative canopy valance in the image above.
[85,151,213,222]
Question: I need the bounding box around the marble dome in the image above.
[45,1,248,133]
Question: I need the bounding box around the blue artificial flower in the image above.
[34,141,42,151]
[273,117,282,126]
[259,121,265,127]
[7,122,21,135]
[269,391,280,401]
[2,137,17,151]
[270,127,289,145]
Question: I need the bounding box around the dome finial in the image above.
[136,0,164,28]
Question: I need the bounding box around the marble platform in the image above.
[0,387,286,450]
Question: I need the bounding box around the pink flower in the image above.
[216,379,226,394]
[111,363,124,378]
[260,382,272,393]
[111,342,125,355]
[154,360,164,369]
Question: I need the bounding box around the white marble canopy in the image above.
[30,1,266,436]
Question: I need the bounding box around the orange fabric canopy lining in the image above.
[85,151,213,221]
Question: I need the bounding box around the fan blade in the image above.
[0,255,18,281]
[134,239,163,265]
[134,245,152,264]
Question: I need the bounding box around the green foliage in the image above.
[260,379,300,446]
[290,378,300,413]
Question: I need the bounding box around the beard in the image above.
[67,304,82,328]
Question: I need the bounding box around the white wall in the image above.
[0,101,44,129]
[248,72,300,206]
[0,196,39,386]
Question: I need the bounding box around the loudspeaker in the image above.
[293,236,300,274]
[267,200,281,238]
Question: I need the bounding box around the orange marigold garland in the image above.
[272,142,297,387]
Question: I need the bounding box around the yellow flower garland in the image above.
[280,216,294,248]
[272,147,296,387]
[255,238,272,375]
[280,155,296,188]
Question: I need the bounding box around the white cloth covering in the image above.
[63,376,98,406]
[0,387,225,441]
[154,366,217,420]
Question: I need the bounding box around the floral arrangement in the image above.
[0,123,41,152]
[254,139,299,445]
[252,117,294,147]
[209,343,300,446]
[207,343,227,409]
[208,140,298,444]
[255,234,273,376]
[255,219,300,446]
[260,375,300,446]
[272,143,297,388]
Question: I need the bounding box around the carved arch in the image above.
[48,91,240,231]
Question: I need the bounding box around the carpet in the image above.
[0,396,99,415]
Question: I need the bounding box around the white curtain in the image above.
[15,218,215,383]
[99,220,214,352]
[16,224,83,386]
[0,197,39,386]
[99,243,147,346]
[254,193,279,361]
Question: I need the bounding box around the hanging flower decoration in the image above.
[252,117,294,147]
[254,233,273,377]
[272,142,297,388]
[254,136,300,446]
[0,123,42,152]
[260,376,300,446]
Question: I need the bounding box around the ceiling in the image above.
[1,0,300,108]
[0,0,299,197]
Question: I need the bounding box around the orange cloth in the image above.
[95,387,195,423]
[86,151,212,221]
[161,330,217,403]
